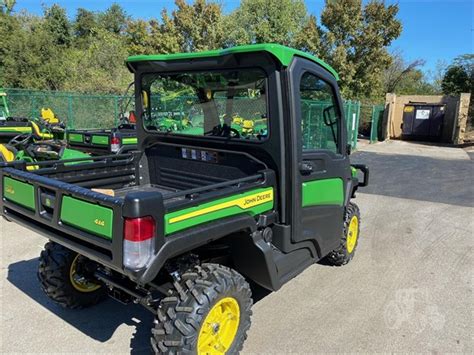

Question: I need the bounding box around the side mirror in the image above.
[323,105,337,126]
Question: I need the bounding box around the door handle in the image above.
[299,162,313,175]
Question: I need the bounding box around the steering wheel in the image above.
[9,133,33,148]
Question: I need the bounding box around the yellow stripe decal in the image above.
[169,189,274,224]
[0,127,32,133]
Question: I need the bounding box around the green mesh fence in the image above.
[4,88,365,148]
[370,104,385,143]
[5,88,130,129]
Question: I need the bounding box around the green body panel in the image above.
[60,196,113,239]
[122,137,137,145]
[302,178,344,207]
[14,150,34,163]
[165,187,274,235]
[68,133,83,143]
[127,44,339,80]
[3,177,35,210]
[91,135,109,145]
[60,148,92,165]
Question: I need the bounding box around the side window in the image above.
[299,72,340,153]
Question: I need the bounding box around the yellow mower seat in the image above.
[31,122,53,140]
[0,144,15,162]
[41,108,59,124]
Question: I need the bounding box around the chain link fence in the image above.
[4,88,386,149]
[5,88,126,129]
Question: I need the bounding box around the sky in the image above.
[13,0,474,76]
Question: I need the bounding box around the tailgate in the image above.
[0,167,125,271]
[67,130,111,153]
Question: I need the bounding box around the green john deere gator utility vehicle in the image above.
[0,44,368,354]
[66,126,138,155]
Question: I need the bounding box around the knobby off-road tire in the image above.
[37,241,107,309]
[326,202,361,266]
[151,263,253,354]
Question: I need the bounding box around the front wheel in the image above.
[38,242,106,309]
[151,263,253,354]
[325,202,361,266]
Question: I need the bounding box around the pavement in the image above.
[1,140,473,353]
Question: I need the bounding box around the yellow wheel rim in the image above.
[198,297,240,354]
[69,254,101,293]
[346,216,359,254]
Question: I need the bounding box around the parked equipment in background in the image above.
[66,83,138,155]
[66,124,137,155]
[0,105,65,143]
[0,44,368,354]
[401,103,445,141]
[0,130,90,167]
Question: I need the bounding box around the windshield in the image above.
[140,69,268,140]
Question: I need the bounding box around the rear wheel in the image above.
[326,202,360,266]
[151,263,252,354]
[38,241,106,309]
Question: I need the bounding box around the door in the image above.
[412,106,431,136]
[428,105,444,138]
[289,59,352,258]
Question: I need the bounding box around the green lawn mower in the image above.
[0,120,90,168]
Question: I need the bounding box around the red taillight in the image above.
[111,136,121,153]
[124,216,155,242]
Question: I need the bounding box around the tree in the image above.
[226,0,308,46]
[74,8,97,38]
[441,54,473,95]
[319,0,402,99]
[44,4,71,46]
[294,15,321,55]
[441,66,471,95]
[126,19,152,55]
[63,29,131,93]
[384,51,426,93]
[149,12,181,54]
[0,0,15,14]
[99,3,128,34]
[171,0,225,52]
[2,15,70,90]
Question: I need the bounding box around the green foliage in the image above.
[98,3,129,34]
[44,4,71,46]
[1,14,69,90]
[73,8,97,39]
[226,0,308,46]
[320,0,402,100]
[172,0,225,51]
[441,55,473,95]
[62,29,131,93]
[0,0,15,14]
[383,53,438,95]
[0,0,406,102]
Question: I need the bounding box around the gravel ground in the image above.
[1,140,472,353]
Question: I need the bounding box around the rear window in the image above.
[140,69,268,141]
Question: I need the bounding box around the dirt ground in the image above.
[1,140,472,353]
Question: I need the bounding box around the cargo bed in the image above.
[0,149,273,275]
